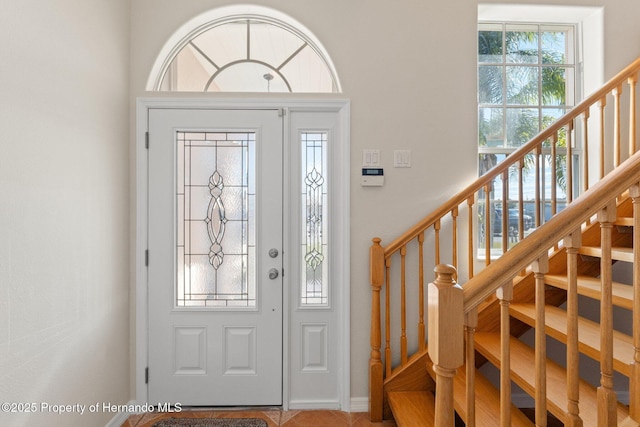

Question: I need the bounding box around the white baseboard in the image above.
[349,397,369,413]
[104,400,139,427]
[288,399,342,410]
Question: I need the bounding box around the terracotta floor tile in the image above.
[134,412,175,427]
[282,410,351,426]
[261,410,282,425]
[122,412,145,426]
[350,412,397,427]
[118,419,136,427]
[279,410,300,424]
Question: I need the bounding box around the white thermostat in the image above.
[361,168,384,186]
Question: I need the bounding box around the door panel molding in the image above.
[135,97,350,410]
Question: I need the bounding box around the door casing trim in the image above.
[134,97,350,410]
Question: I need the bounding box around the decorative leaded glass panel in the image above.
[300,132,328,306]
[176,131,255,307]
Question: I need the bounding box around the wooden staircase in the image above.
[369,58,640,426]
[382,196,635,426]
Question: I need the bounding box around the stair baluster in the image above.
[501,170,509,253]
[532,254,549,427]
[451,208,459,273]
[582,109,590,193]
[614,85,623,168]
[564,230,583,427]
[628,75,637,156]
[498,281,514,427]
[434,220,441,266]
[597,201,618,424]
[385,256,392,379]
[599,97,607,180]
[484,182,491,265]
[535,145,542,228]
[567,121,575,203]
[418,232,426,352]
[630,184,640,422]
[465,308,478,427]
[369,238,384,422]
[400,246,408,365]
[518,159,525,243]
[467,197,475,279]
[551,134,558,226]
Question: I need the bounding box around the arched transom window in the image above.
[158,18,339,93]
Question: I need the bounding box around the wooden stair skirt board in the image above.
[474,332,629,426]
[388,366,534,426]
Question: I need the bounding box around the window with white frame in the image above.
[477,22,578,254]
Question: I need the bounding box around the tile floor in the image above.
[121,409,397,427]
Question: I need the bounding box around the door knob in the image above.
[268,268,279,280]
[269,248,279,258]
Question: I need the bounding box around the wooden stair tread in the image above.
[474,332,629,426]
[614,216,634,227]
[579,245,633,262]
[453,364,534,427]
[545,274,633,310]
[619,415,640,426]
[510,303,634,376]
[387,391,435,427]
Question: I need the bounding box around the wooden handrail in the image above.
[463,149,640,311]
[382,57,640,258]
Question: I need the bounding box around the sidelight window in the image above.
[300,132,329,306]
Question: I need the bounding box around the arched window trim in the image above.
[147,6,342,93]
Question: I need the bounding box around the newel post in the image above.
[369,238,385,421]
[428,264,464,426]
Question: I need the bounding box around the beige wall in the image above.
[0,1,131,426]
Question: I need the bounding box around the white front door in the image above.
[147,108,283,406]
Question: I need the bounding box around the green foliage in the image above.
[478,27,570,193]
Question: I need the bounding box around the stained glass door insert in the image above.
[300,132,328,305]
[176,131,255,307]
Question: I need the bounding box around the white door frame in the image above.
[134,97,350,410]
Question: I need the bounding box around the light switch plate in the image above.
[362,149,381,167]
[394,150,411,168]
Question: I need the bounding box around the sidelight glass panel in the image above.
[300,132,329,306]
[176,131,255,308]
